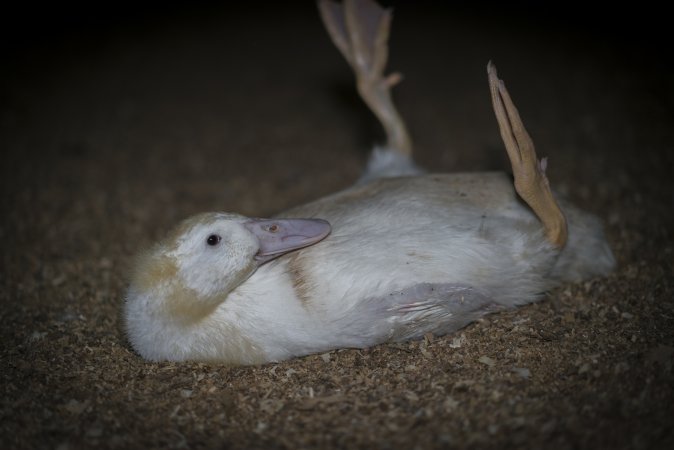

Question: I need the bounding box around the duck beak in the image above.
[244,218,331,264]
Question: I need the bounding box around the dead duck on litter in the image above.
[124,0,614,364]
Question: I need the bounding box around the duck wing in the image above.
[333,282,500,347]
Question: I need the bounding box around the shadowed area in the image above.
[2,2,673,449]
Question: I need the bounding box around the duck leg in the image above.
[318,0,412,157]
[487,62,568,248]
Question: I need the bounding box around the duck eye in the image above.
[206,234,221,246]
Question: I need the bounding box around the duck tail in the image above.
[318,0,424,182]
[549,202,616,282]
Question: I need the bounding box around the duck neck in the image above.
[162,281,229,326]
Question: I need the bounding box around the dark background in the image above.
[2,1,672,449]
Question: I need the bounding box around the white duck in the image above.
[125,0,615,364]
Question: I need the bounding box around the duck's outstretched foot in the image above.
[487,61,568,248]
[318,0,412,158]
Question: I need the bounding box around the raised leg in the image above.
[487,61,568,248]
[318,0,412,157]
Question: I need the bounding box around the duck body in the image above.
[125,172,614,364]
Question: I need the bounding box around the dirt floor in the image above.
[2,3,673,449]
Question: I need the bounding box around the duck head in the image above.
[125,213,330,357]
